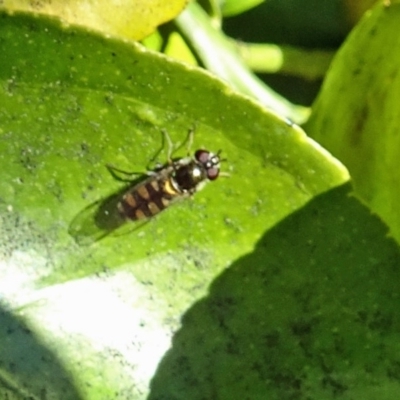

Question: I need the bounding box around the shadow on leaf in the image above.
[149,182,400,400]
[0,306,83,399]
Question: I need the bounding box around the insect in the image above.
[69,129,223,244]
[116,129,222,221]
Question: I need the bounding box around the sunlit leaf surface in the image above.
[0,11,355,399]
[1,0,187,40]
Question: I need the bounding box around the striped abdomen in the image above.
[118,176,181,220]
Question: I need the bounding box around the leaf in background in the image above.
[221,0,265,17]
[175,2,310,123]
[0,10,348,399]
[343,0,379,26]
[305,1,400,243]
[1,0,187,40]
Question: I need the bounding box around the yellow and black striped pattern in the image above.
[118,174,180,220]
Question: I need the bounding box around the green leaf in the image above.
[175,2,310,124]
[0,309,83,400]
[149,183,400,400]
[0,10,348,399]
[221,0,266,17]
[305,1,400,243]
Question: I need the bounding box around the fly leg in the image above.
[106,164,152,183]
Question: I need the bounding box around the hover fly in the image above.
[116,129,222,221]
[69,129,223,244]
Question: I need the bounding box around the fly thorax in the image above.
[174,161,206,192]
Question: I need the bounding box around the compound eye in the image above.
[207,167,219,181]
[195,149,210,164]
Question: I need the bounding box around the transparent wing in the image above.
[69,176,151,246]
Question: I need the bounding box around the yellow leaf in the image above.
[2,0,187,40]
